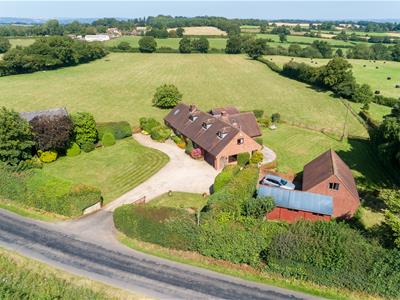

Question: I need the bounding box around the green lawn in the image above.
[105,36,227,50]
[149,192,207,210]
[42,138,169,204]
[263,124,391,188]
[267,55,400,100]
[0,53,367,137]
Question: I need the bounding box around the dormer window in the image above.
[173,108,180,115]
[217,131,228,139]
[189,114,198,122]
[202,122,212,130]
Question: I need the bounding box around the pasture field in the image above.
[105,36,227,49]
[8,37,35,48]
[267,55,400,99]
[149,192,207,210]
[42,138,169,204]
[255,33,360,47]
[262,124,391,188]
[0,53,367,137]
[0,247,143,300]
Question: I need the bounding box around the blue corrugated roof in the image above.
[257,185,333,216]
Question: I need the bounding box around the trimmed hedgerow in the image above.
[101,132,116,147]
[0,165,101,217]
[96,121,132,140]
[213,165,240,193]
[206,165,259,220]
[113,205,198,251]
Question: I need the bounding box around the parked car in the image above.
[261,174,295,190]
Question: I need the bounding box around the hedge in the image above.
[237,152,250,167]
[113,205,198,251]
[66,143,81,157]
[101,132,116,147]
[213,165,240,192]
[96,121,132,140]
[139,117,161,133]
[0,165,101,217]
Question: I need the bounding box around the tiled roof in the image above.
[19,107,68,122]
[211,107,240,116]
[258,185,334,216]
[302,149,359,199]
[164,103,241,157]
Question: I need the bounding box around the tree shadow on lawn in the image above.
[336,138,396,212]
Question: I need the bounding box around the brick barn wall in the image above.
[267,207,331,223]
[305,175,359,218]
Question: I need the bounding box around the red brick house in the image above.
[164,103,262,170]
[302,149,360,218]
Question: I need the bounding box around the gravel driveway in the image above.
[105,134,219,211]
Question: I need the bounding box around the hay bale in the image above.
[363,65,366,67]
[387,77,391,80]
[396,84,400,88]
[376,66,379,69]
[375,90,380,95]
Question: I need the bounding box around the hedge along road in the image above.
[0,209,322,300]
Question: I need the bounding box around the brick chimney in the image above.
[189,105,197,113]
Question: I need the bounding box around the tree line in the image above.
[0,36,107,76]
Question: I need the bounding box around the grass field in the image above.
[267,55,400,100]
[42,138,169,204]
[149,192,207,210]
[0,247,146,300]
[262,124,391,188]
[0,53,367,137]
[8,37,35,48]
[106,36,227,49]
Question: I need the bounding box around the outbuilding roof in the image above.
[258,185,334,216]
[20,107,68,122]
[302,149,359,200]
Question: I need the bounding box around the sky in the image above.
[1,1,400,21]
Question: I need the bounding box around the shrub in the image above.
[0,37,11,53]
[271,113,281,123]
[255,137,264,146]
[179,37,192,53]
[190,148,203,159]
[250,151,263,164]
[117,41,131,51]
[237,152,250,167]
[70,112,98,146]
[81,142,96,153]
[373,95,399,107]
[30,114,73,151]
[139,117,161,133]
[185,139,193,154]
[0,107,35,165]
[257,118,270,128]
[150,125,172,142]
[192,37,209,53]
[37,150,58,163]
[152,84,183,108]
[66,143,81,157]
[244,197,275,219]
[96,121,132,140]
[213,165,240,192]
[101,132,116,147]
[138,36,157,53]
[252,109,264,119]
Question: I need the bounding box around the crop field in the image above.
[43,138,169,203]
[106,36,227,49]
[0,53,367,137]
[268,55,400,99]
[169,26,227,36]
[262,124,391,188]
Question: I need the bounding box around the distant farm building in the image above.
[106,28,122,38]
[84,34,110,42]
[164,103,262,170]
[258,149,359,222]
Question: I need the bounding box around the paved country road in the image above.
[0,209,322,300]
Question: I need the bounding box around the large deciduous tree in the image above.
[0,37,11,53]
[152,84,182,108]
[192,37,209,53]
[244,38,267,59]
[138,36,157,53]
[225,35,242,54]
[0,107,35,165]
[380,189,400,248]
[30,115,73,151]
[179,37,192,53]
[321,57,356,98]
